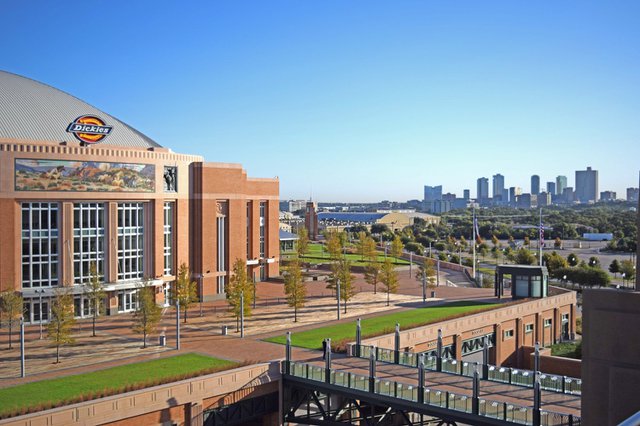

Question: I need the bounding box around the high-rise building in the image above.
[562,187,575,203]
[600,191,616,201]
[575,167,599,203]
[509,187,522,206]
[538,192,551,207]
[477,177,489,201]
[463,189,471,200]
[424,185,443,202]
[627,188,639,202]
[546,182,556,195]
[531,175,540,195]
[517,193,537,209]
[556,176,567,196]
[492,174,505,199]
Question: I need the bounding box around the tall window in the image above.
[246,201,252,259]
[259,201,266,280]
[163,202,174,275]
[73,203,105,284]
[217,202,227,294]
[117,203,144,280]
[22,202,59,287]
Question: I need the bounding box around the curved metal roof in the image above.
[0,70,161,148]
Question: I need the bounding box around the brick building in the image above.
[0,70,279,323]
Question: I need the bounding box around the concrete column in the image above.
[494,323,502,366]
[61,202,74,286]
[186,400,203,426]
[515,317,523,367]
[534,313,542,347]
[453,334,463,361]
[107,202,118,283]
[569,304,576,340]
[553,308,559,344]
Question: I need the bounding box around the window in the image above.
[259,201,266,280]
[21,202,59,287]
[544,318,552,328]
[562,313,569,322]
[525,324,534,333]
[117,203,144,280]
[217,202,227,294]
[503,329,514,339]
[117,289,139,312]
[246,201,252,258]
[73,203,105,284]
[163,202,174,275]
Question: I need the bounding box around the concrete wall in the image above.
[582,289,640,426]
[0,362,281,426]
[522,346,582,378]
[353,288,577,367]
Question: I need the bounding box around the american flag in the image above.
[539,220,544,247]
[474,216,480,239]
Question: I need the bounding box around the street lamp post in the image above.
[35,289,45,340]
[198,274,204,317]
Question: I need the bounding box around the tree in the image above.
[380,258,399,306]
[325,230,344,260]
[524,236,530,247]
[619,259,636,286]
[514,248,537,265]
[356,231,369,260]
[391,235,404,260]
[132,285,162,348]
[364,261,382,294]
[47,289,75,364]
[491,235,499,247]
[554,237,562,249]
[415,258,436,290]
[0,290,23,349]
[478,243,489,262]
[609,259,620,277]
[567,253,579,267]
[296,227,309,258]
[173,263,198,323]
[83,262,105,337]
[588,256,600,268]
[284,258,306,322]
[328,258,355,313]
[227,258,253,330]
[543,251,568,275]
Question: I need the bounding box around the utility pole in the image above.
[472,206,477,281]
[240,292,245,338]
[176,299,181,350]
[336,279,341,320]
[539,208,543,266]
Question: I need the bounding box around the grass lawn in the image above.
[301,243,409,266]
[550,341,582,359]
[0,353,237,418]
[264,301,501,350]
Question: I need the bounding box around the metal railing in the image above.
[355,344,581,396]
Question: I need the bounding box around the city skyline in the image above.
[1,1,639,202]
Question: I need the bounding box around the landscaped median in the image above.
[0,353,238,420]
[264,301,501,351]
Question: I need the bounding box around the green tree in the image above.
[478,243,489,262]
[609,259,620,277]
[0,290,23,349]
[491,235,499,247]
[543,251,568,275]
[132,285,162,348]
[47,289,75,364]
[325,230,344,260]
[327,258,355,313]
[567,253,579,267]
[356,231,369,260]
[415,258,436,290]
[83,262,105,337]
[391,235,404,260]
[227,258,253,330]
[554,237,562,249]
[524,236,530,247]
[364,261,382,294]
[173,263,198,323]
[380,258,399,306]
[588,256,600,268]
[514,248,537,265]
[296,227,309,258]
[619,259,636,286]
[284,258,306,322]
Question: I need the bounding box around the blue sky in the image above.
[1,1,639,202]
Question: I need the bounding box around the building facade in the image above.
[530,175,540,195]
[575,166,598,203]
[556,175,567,196]
[0,71,279,323]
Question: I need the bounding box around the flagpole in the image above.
[472,205,476,280]
[539,208,543,266]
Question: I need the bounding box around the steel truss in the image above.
[283,375,513,426]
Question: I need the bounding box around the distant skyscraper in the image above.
[531,175,540,195]
[424,185,443,202]
[556,175,568,196]
[546,182,556,195]
[463,189,470,200]
[509,187,522,205]
[600,191,616,201]
[562,187,574,203]
[627,187,639,202]
[477,177,489,201]
[492,174,505,199]
[575,167,598,203]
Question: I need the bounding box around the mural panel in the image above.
[15,159,155,192]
